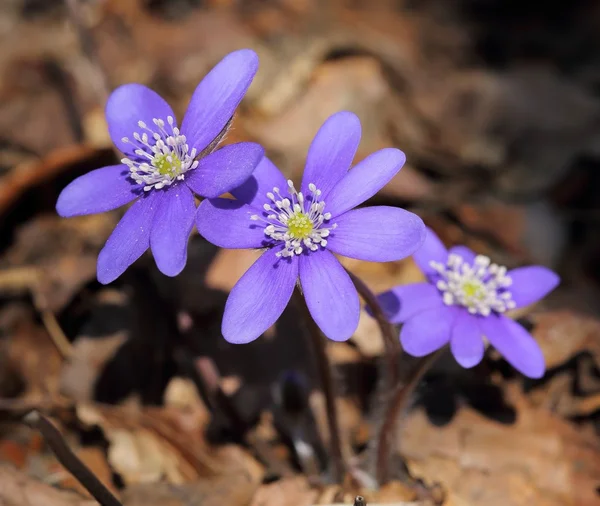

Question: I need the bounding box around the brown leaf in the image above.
[0,464,96,506]
[399,386,600,506]
[532,310,600,370]
[59,333,128,402]
[249,476,318,506]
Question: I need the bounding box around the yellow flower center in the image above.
[154,152,182,176]
[287,212,314,239]
[461,280,484,300]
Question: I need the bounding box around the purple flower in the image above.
[56,49,263,283]
[196,111,426,344]
[377,228,560,378]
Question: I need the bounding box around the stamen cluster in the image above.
[430,254,515,316]
[121,116,199,191]
[251,180,336,257]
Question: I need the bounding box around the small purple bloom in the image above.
[377,228,560,378]
[56,49,263,283]
[196,111,426,344]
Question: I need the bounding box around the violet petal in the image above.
[325,148,405,216]
[299,250,360,342]
[507,266,560,308]
[448,245,476,264]
[150,185,196,277]
[106,84,176,156]
[327,206,425,262]
[400,305,456,356]
[231,157,288,210]
[56,165,140,217]
[97,191,161,284]
[480,314,545,378]
[413,227,448,276]
[181,49,259,153]
[196,198,266,249]
[185,142,264,198]
[450,311,485,368]
[301,111,361,199]
[375,283,441,324]
[222,248,298,344]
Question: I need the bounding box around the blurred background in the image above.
[0,1,599,505]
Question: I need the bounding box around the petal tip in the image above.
[328,110,361,127]
[454,354,483,369]
[55,193,71,218]
[321,322,357,342]
[96,266,116,285]
[226,48,260,75]
[382,147,407,169]
[527,367,546,380]
[154,257,186,278]
[401,339,435,357]
[221,323,260,345]
[105,83,146,114]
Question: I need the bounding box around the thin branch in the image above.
[293,289,347,483]
[24,410,123,506]
[39,309,73,359]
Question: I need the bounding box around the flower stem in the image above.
[293,288,347,483]
[344,269,400,387]
[374,349,445,485]
[24,410,123,506]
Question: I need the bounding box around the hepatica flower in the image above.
[56,49,263,283]
[377,228,560,378]
[197,111,426,344]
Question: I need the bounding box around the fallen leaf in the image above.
[0,464,96,506]
[399,386,600,506]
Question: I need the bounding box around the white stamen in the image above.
[250,180,336,257]
[121,116,199,191]
[430,254,515,316]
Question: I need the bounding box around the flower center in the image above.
[429,253,516,316]
[121,116,199,191]
[250,180,337,258]
[154,152,182,176]
[461,280,484,299]
[287,213,314,239]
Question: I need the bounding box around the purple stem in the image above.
[293,288,347,483]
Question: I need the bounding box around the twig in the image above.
[374,349,445,485]
[345,269,400,387]
[24,410,123,506]
[39,309,73,359]
[0,266,73,359]
[293,289,347,483]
